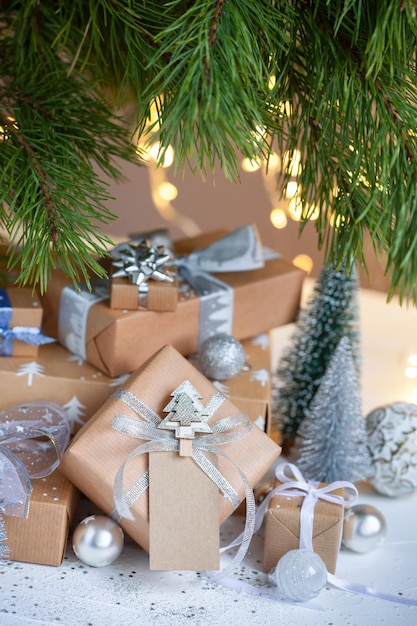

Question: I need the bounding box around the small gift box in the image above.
[261,463,355,574]
[4,470,79,566]
[0,401,73,566]
[41,225,305,377]
[0,342,123,435]
[110,238,178,311]
[60,344,281,571]
[0,287,54,357]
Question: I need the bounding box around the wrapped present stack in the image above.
[1,224,306,570]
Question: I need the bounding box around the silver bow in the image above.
[111,239,174,290]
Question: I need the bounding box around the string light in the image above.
[270,208,288,229]
[292,254,314,274]
[241,157,262,172]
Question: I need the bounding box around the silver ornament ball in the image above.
[198,333,246,380]
[72,515,124,567]
[342,504,387,553]
[273,549,328,602]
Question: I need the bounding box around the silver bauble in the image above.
[198,333,246,380]
[366,402,417,497]
[342,504,387,553]
[72,515,124,567]
[273,549,328,602]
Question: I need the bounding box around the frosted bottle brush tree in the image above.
[1,1,417,298]
[273,260,360,441]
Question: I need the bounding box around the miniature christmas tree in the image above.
[273,259,360,442]
[2,3,417,300]
[290,337,373,483]
[158,380,212,456]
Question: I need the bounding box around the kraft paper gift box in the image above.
[60,344,281,571]
[0,342,127,435]
[109,238,178,311]
[0,287,52,357]
[262,480,344,574]
[40,225,305,378]
[4,470,79,566]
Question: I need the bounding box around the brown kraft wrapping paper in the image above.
[4,470,79,566]
[41,228,305,377]
[60,345,281,568]
[262,481,344,574]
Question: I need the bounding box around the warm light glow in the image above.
[409,387,417,403]
[283,149,302,176]
[160,145,175,168]
[288,197,303,221]
[157,181,178,201]
[241,157,261,172]
[267,152,280,170]
[329,213,347,228]
[292,254,314,274]
[0,116,17,141]
[149,99,162,126]
[405,366,417,380]
[149,142,162,162]
[285,181,299,198]
[136,141,152,162]
[278,101,292,117]
[306,204,319,221]
[408,354,417,367]
[270,208,288,229]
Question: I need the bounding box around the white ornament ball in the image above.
[273,549,328,602]
[342,504,387,553]
[366,402,417,497]
[198,333,246,380]
[72,515,124,567]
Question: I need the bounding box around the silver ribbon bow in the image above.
[0,402,70,519]
[110,385,257,576]
[111,239,174,290]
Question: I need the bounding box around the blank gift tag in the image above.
[148,450,220,571]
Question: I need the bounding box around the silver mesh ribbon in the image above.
[0,402,70,520]
[110,385,256,576]
[58,279,109,360]
[174,225,264,347]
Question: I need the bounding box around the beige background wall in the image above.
[100,156,390,293]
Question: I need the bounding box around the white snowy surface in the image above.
[1,484,417,626]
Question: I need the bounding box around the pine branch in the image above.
[2,1,417,301]
[0,110,59,244]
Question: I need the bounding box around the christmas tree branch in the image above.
[0,109,59,244]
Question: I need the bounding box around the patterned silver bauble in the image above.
[366,402,417,497]
[342,504,387,553]
[198,333,246,380]
[273,549,328,602]
[72,515,124,567]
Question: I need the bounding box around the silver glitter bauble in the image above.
[366,402,417,497]
[72,515,124,567]
[198,333,246,380]
[342,504,387,553]
[273,549,328,602]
